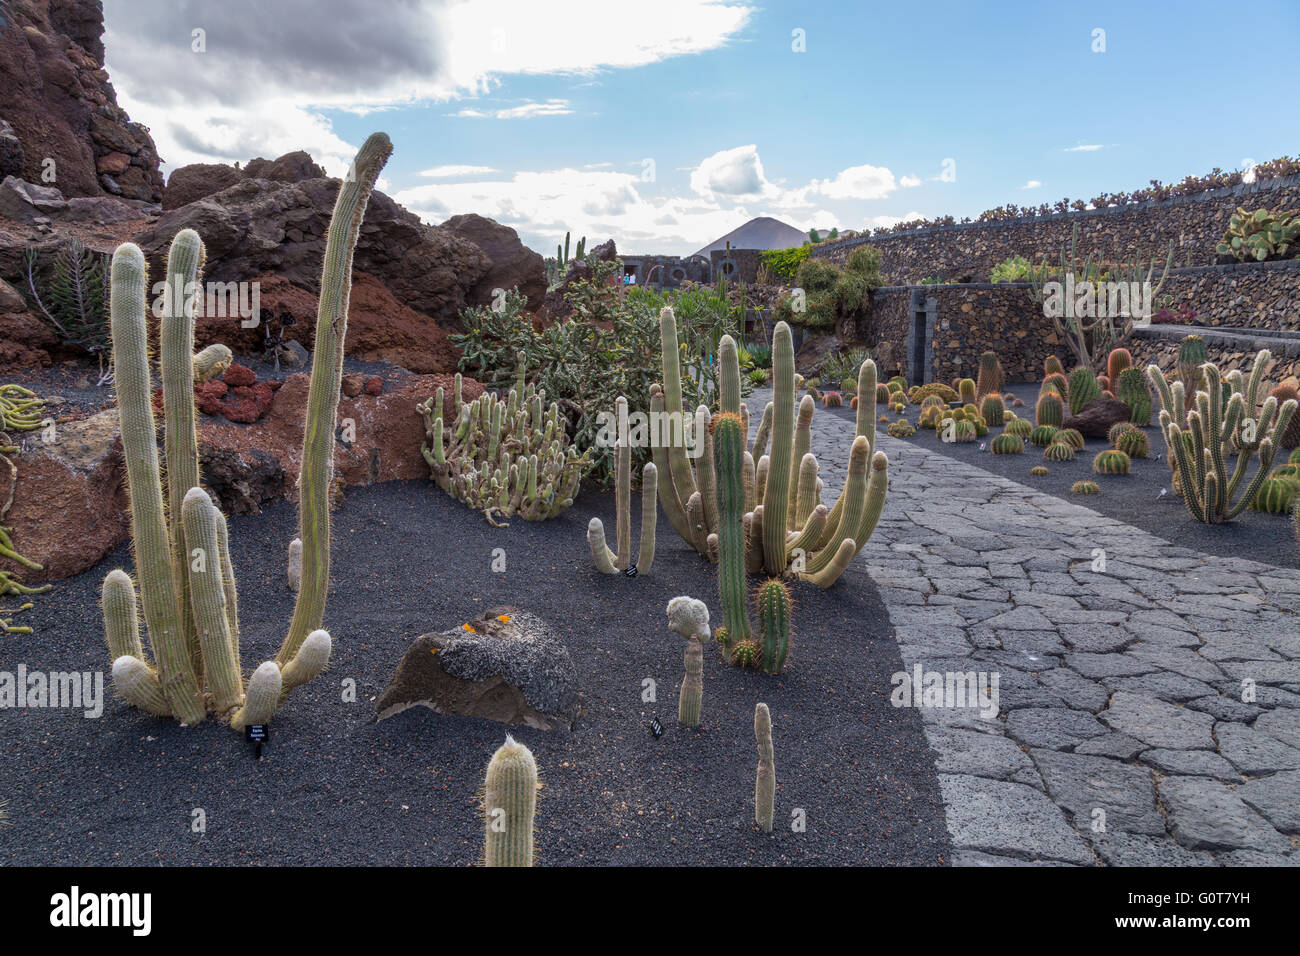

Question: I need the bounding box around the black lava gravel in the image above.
[835,382,1300,570]
[0,480,951,866]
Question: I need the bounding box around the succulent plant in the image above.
[1149,350,1297,523]
[1068,367,1101,415]
[1029,425,1060,446]
[100,134,390,729]
[1042,372,1070,400]
[887,419,916,438]
[1216,206,1300,262]
[991,433,1024,454]
[1270,382,1300,448]
[1043,441,1076,462]
[755,578,792,675]
[1044,355,1065,377]
[1115,428,1149,458]
[949,420,977,443]
[1005,418,1033,438]
[1071,480,1100,494]
[483,735,538,867]
[1108,421,1138,445]
[875,383,892,404]
[976,351,1003,399]
[1107,347,1132,384]
[1177,335,1209,398]
[754,702,775,833]
[1116,367,1152,426]
[1035,392,1065,428]
[1093,449,1131,474]
[909,382,959,404]
[1030,466,1049,476]
[587,398,657,575]
[730,639,760,668]
[1056,427,1086,450]
[980,393,1006,426]
[1249,476,1300,514]
[823,391,843,407]
[957,378,977,405]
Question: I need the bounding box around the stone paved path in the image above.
[751,388,1300,865]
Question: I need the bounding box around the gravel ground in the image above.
[0,479,950,866]
[828,382,1300,570]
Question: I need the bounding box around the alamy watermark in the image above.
[151,280,261,328]
[594,402,705,457]
[1040,274,1154,327]
[0,665,103,718]
[890,664,999,719]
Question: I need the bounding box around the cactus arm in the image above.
[762,322,795,572]
[855,359,877,448]
[587,517,618,574]
[108,243,206,725]
[110,656,173,717]
[102,569,144,663]
[213,505,240,659]
[279,132,391,666]
[697,407,718,539]
[713,413,753,644]
[678,636,703,726]
[786,395,814,530]
[281,629,332,691]
[636,462,658,574]
[752,401,773,459]
[649,386,694,543]
[160,231,207,680]
[613,434,631,570]
[180,488,243,716]
[745,505,765,574]
[719,334,741,415]
[231,661,282,730]
[799,538,857,588]
[754,702,774,832]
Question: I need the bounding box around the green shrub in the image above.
[794,258,840,293]
[759,245,811,282]
[990,255,1032,283]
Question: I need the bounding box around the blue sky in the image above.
[106,0,1300,256]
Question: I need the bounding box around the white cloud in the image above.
[453,99,574,119]
[690,144,774,198]
[899,174,922,188]
[103,0,754,173]
[812,164,897,201]
[1064,144,1105,152]
[866,211,924,230]
[419,164,500,178]
[1020,179,1042,189]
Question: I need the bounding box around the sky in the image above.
[103,0,1300,257]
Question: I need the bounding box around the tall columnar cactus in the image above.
[587,397,657,575]
[102,133,391,729]
[976,351,1003,399]
[483,735,538,867]
[755,578,792,675]
[1067,367,1100,415]
[763,323,796,572]
[1177,334,1209,397]
[1116,366,1152,426]
[754,702,775,833]
[1148,350,1298,523]
[713,412,753,650]
[666,596,709,725]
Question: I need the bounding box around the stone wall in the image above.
[1158,259,1300,330]
[813,174,1300,286]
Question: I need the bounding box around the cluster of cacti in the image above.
[667,596,710,725]
[1250,476,1300,514]
[587,397,657,575]
[1027,223,1174,371]
[887,420,916,438]
[948,420,977,443]
[1093,449,1132,474]
[991,433,1024,454]
[1029,424,1060,446]
[1107,347,1132,383]
[875,383,892,404]
[1115,428,1149,458]
[1067,367,1100,415]
[1035,392,1064,428]
[1108,421,1137,444]
[483,735,538,866]
[101,134,391,729]
[420,375,587,523]
[1043,441,1075,462]
[1030,465,1049,476]
[980,393,1006,426]
[1042,371,1070,400]
[754,702,775,833]
[1055,427,1085,450]
[1005,418,1033,438]
[1216,206,1300,262]
[976,351,1004,399]
[908,382,958,404]
[1115,367,1152,426]
[1072,480,1100,494]
[1148,349,1297,523]
[653,318,887,592]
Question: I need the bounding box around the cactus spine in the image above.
[1067,367,1100,415]
[483,736,537,867]
[102,133,390,728]
[754,702,775,832]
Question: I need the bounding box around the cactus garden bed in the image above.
[849,381,1300,570]
[0,478,950,866]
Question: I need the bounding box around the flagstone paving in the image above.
[751,388,1300,865]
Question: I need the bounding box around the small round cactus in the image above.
[1043,441,1076,462]
[730,640,760,669]
[1250,476,1300,514]
[981,393,1006,427]
[823,391,843,407]
[951,420,977,443]
[1108,421,1138,445]
[1115,428,1149,459]
[1044,355,1064,377]
[1030,465,1049,476]
[1029,424,1060,446]
[959,378,977,404]
[887,419,917,438]
[991,433,1024,455]
[1005,418,1033,438]
[1071,480,1100,494]
[1035,393,1064,428]
[1093,449,1131,474]
[1056,428,1086,450]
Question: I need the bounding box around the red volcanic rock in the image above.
[341,373,364,398]
[1063,395,1132,439]
[0,409,128,584]
[364,376,383,396]
[441,213,546,314]
[222,363,256,387]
